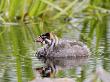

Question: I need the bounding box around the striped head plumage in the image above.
[36,32,58,47]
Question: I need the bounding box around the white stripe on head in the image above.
[45,39,51,44]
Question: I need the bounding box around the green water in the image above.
[0,20,110,82]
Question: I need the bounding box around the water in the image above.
[0,22,110,82]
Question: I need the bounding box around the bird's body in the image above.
[37,39,90,59]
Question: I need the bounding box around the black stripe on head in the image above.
[41,33,50,40]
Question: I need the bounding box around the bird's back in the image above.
[47,39,90,58]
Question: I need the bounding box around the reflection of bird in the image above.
[35,32,90,77]
[35,66,54,77]
[31,67,75,82]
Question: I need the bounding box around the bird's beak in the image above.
[35,37,43,43]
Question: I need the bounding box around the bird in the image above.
[35,32,90,58]
[35,32,90,77]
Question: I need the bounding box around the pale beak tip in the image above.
[35,37,43,43]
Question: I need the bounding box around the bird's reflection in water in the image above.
[36,56,89,77]
[45,57,88,69]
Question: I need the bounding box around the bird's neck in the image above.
[45,35,58,49]
[50,34,58,48]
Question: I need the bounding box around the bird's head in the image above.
[36,32,58,46]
